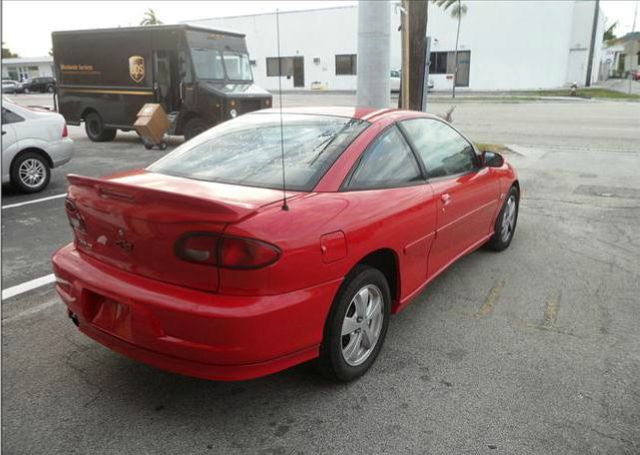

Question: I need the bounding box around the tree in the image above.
[434,0,468,98]
[603,21,617,42]
[2,42,19,59]
[140,8,163,26]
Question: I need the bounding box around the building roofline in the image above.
[51,23,245,38]
[183,4,357,24]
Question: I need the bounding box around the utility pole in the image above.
[585,0,600,87]
[399,0,428,110]
[633,1,638,32]
[356,0,390,108]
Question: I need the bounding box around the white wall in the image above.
[187,1,604,91]
[190,7,360,91]
[566,0,606,85]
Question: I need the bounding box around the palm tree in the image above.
[434,0,467,98]
[140,8,163,26]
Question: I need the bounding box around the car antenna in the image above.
[276,8,289,211]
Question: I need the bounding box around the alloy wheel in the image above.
[18,158,46,189]
[500,194,517,242]
[340,284,384,366]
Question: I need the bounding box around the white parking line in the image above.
[2,193,67,209]
[2,297,61,324]
[2,274,56,300]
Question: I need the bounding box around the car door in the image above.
[1,107,22,181]
[399,118,500,278]
[343,124,437,298]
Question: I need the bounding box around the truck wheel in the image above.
[184,117,208,141]
[85,112,117,142]
[11,151,51,193]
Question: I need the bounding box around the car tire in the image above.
[47,85,55,93]
[183,117,209,141]
[85,112,117,142]
[485,185,519,251]
[317,265,391,382]
[23,87,30,94]
[10,151,51,193]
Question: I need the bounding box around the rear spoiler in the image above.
[66,174,255,223]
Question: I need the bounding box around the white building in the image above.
[186,0,605,92]
[2,57,55,81]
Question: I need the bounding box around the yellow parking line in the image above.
[542,291,561,327]
[477,280,505,317]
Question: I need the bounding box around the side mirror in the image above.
[482,151,504,168]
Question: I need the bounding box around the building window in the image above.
[335,54,357,75]
[637,52,640,65]
[266,57,294,77]
[429,52,449,74]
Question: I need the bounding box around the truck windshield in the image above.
[191,48,225,80]
[222,52,253,81]
[148,113,370,191]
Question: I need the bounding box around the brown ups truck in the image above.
[51,24,272,141]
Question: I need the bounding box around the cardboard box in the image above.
[134,103,171,144]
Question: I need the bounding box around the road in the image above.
[2,93,640,454]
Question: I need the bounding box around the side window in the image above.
[347,125,422,190]
[1,107,24,124]
[401,118,477,178]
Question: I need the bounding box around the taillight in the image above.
[64,198,86,232]
[175,233,281,269]
[62,123,68,138]
[219,236,280,269]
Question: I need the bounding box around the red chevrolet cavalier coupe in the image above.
[52,107,519,382]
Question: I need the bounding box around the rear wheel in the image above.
[47,85,55,93]
[183,117,209,141]
[10,152,51,193]
[486,185,519,251]
[317,265,391,382]
[23,87,30,94]
[85,112,116,142]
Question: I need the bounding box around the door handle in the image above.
[2,131,6,135]
[441,193,452,205]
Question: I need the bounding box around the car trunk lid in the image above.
[66,171,294,292]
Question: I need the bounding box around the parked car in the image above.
[632,69,640,81]
[17,77,56,94]
[2,97,73,193]
[52,107,519,382]
[2,80,19,94]
[390,69,434,92]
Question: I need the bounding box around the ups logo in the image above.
[129,55,145,83]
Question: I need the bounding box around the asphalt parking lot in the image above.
[2,93,640,454]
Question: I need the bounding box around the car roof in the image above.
[253,106,439,122]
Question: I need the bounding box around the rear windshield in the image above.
[148,113,369,191]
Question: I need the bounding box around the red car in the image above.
[52,107,519,382]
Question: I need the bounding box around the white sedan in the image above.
[2,98,74,193]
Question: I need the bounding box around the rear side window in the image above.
[1,107,24,124]
[401,118,477,178]
[346,125,422,190]
[149,113,369,191]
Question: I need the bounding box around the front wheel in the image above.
[486,185,519,251]
[183,117,209,141]
[317,265,391,382]
[10,152,51,193]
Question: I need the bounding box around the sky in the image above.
[1,0,638,57]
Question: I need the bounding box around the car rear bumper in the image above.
[52,244,341,381]
[50,138,74,168]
